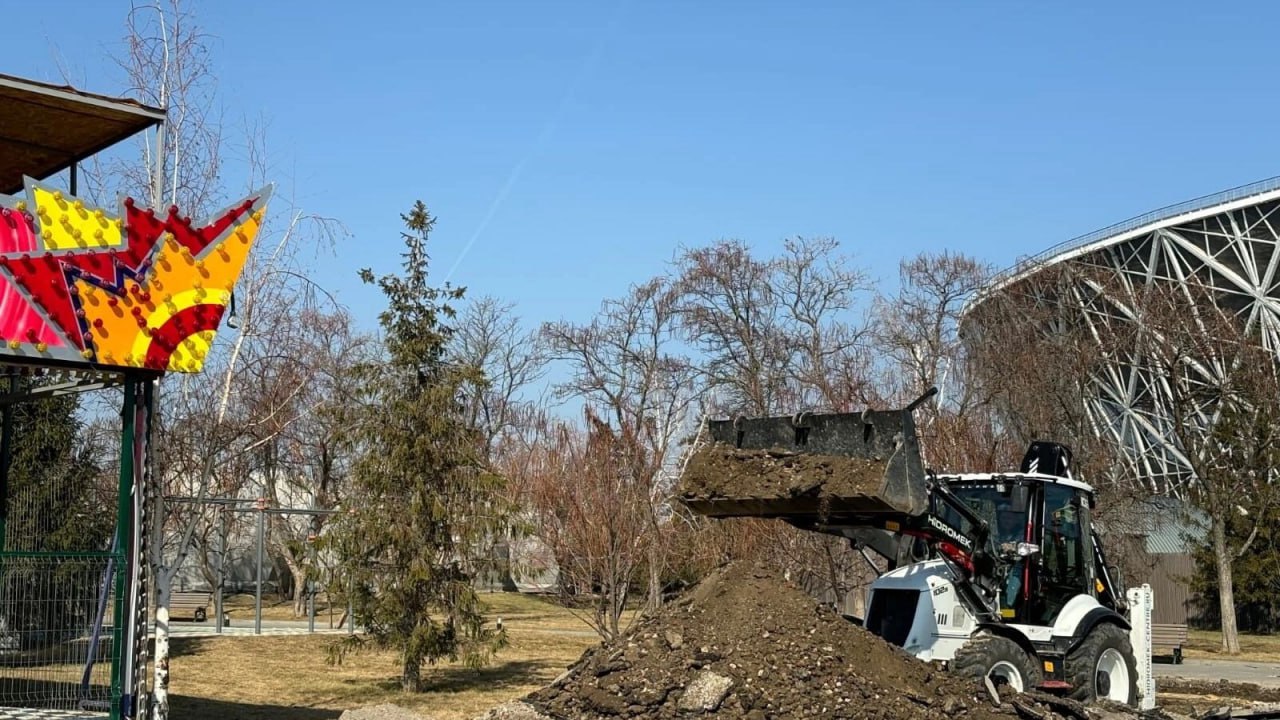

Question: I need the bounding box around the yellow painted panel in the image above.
[33,187,122,250]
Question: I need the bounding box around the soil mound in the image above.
[525,562,1010,719]
[678,445,887,501]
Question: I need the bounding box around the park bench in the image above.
[1151,623,1188,664]
[169,591,212,622]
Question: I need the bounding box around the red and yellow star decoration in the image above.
[0,179,271,373]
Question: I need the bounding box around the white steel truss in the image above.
[971,188,1280,493]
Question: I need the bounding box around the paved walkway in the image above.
[157,618,353,638]
[1156,658,1280,688]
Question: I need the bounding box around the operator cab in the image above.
[934,441,1110,624]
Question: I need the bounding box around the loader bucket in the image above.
[678,402,930,521]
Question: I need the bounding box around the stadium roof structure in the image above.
[0,73,165,195]
[964,176,1280,490]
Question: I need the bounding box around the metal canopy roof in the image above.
[0,73,165,195]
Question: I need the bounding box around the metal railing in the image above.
[990,175,1280,287]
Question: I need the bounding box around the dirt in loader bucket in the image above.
[674,407,932,520]
[679,445,889,509]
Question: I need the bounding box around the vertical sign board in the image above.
[1127,584,1155,710]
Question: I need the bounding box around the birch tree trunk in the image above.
[151,566,177,718]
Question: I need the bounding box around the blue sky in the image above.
[8,1,1280,335]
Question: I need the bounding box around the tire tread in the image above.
[1065,623,1138,706]
[951,632,1042,693]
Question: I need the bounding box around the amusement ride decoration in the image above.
[0,179,270,372]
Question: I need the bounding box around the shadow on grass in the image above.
[357,658,563,695]
[165,636,218,659]
[171,694,341,720]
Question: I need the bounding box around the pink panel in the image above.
[0,207,62,346]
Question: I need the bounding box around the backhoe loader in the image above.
[678,389,1154,709]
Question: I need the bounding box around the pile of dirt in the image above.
[517,562,1091,720]
[677,444,888,502]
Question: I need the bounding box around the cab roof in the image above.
[938,472,1096,495]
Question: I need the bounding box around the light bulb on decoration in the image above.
[226,291,240,329]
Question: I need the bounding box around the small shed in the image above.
[1127,496,1204,626]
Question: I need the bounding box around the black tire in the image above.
[952,632,1042,695]
[1066,623,1138,706]
[194,608,207,623]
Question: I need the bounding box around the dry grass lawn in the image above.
[222,593,337,622]
[169,592,604,719]
[1184,628,1280,663]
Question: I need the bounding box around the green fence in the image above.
[0,553,118,713]
[0,377,151,719]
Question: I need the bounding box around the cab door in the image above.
[1033,484,1092,624]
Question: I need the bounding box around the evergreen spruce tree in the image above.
[331,202,508,691]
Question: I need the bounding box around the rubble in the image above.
[499,561,1198,717]
[523,562,1010,719]
[481,562,1194,719]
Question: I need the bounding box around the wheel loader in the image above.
[678,389,1155,709]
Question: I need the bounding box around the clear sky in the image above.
[7,1,1280,334]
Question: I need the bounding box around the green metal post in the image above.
[110,379,138,720]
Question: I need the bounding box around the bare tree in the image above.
[522,412,653,640]
[149,204,340,710]
[876,252,1007,471]
[674,240,789,414]
[1115,282,1280,653]
[673,238,879,608]
[542,278,702,610]
[64,0,222,214]
[249,309,370,616]
[453,296,547,453]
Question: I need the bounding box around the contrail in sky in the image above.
[444,2,629,284]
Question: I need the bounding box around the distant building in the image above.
[1104,496,1205,626]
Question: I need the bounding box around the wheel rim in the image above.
[1095,648,1130,702]
[987,661,1025,693]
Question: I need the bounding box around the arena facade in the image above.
[964,176,1280,491]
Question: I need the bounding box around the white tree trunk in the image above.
[152,569,175,719]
